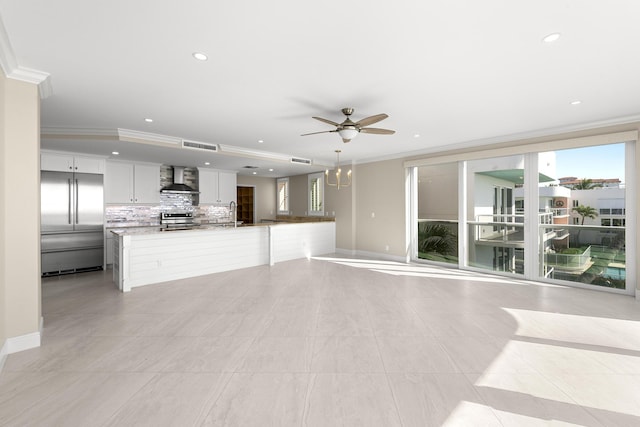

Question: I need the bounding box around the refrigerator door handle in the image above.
[68,178,72,224]
[75,179,79,224]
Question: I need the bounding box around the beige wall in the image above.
[354,158,407,258]
[236,175,276,223]
[1,75,41,343]
[324,172,355,252]
[0,73,6,347]
[288,174,308,216]
[636,135,640,297]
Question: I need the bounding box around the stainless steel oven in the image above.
[160,212,199,230]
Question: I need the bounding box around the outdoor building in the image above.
[559,176,622,188]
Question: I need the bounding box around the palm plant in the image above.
[572,204,598,246]
[418,223,457,256]
[572,178,601,190]
[572,205,598,225]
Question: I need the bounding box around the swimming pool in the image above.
[603,266,626,280]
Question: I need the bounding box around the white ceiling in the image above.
[2,1,640,178]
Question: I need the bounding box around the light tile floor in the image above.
[2,255,640,426]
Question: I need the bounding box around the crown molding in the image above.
[0,14,52,99]
[117,128,182,146]
[218,144,291,162]
[42,127,119,138]
[353,113,640,167]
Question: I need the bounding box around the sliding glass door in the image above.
[411,140,634,294]
[466,154,527,276]
[415,162,459,265]
[537,144,627,289]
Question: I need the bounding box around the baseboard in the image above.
[6,330,41,354]
[335,248,357,256]
[0,339,8,373]
[334,248,409,263]
[353,249,408,263]
[0,318,43,375]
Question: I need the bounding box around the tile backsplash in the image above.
[105,165,232,226]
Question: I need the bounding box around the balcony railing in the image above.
[545,246,591,270]
[540,224,626,289]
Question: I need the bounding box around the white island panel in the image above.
[113,222,336,292]
[270,222,336,264]
[120,227,269,291]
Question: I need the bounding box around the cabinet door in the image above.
[74,156,105,174]
[218,172,237,204]
[41,153,74,172]
[133,164,160,204]
[198,168,219,204]
[105,162,134,203]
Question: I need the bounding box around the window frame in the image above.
[308,172,324,216]
[277,177,289,215]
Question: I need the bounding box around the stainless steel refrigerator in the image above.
[41,171,104,275]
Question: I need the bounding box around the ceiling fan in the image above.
[301,107,395,143]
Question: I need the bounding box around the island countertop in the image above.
[108,221,300,236]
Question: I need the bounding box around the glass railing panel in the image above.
[539,224,626,289]
[417,219,458,264]
[467,221,525,275]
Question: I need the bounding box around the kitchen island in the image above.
[111,221,335,292]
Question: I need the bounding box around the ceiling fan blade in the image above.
[301,130,337,136]
[312,116,339,127]
[355,113,388,127]
[360,127,395,135]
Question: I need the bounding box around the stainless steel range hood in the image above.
[161,166,199,194]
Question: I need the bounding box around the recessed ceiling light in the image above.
[192,52,208,61]
[571,100,582,105]
[144,118,153,123]
[204,162,210,165]
[111,151,119,155]
[269,168,274,172]
[413,134,420,138]
[258,139,264,143]
[543,33,561,43]
[252,171,257,175]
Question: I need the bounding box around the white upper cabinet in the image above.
[198,168,237,204]
[133,164,161,204]
[41,152,105,174]
[105,161,160,204]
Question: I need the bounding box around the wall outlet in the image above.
[371,212,375,218]
[385,245,389,252]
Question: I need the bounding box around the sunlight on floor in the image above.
[313,256,525,285]
[471,308,640,422]
[504,308,640,352]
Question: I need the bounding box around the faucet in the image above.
[229,201,237,228]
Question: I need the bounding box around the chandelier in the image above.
[325,150,352,190]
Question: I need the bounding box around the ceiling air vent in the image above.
[182,139,218,152]
[290,157,312,165]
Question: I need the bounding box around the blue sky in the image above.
[553,143,625,181]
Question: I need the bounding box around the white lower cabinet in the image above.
[105,234,114,265]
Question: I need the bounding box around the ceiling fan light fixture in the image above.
[338,127,359,142]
